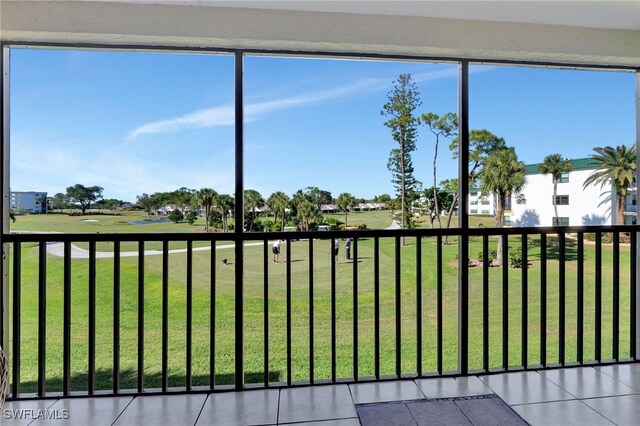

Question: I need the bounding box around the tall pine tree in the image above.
[381,74,421,245]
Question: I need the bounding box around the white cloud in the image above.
[128,75,390,139]
[126,66,473,139]
[128,78,383,139]
[128,105,235,139]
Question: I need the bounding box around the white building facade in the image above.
[508,158,618,227]
[468,190,496,217]
[10,191,48,214]
[466,158,634,227]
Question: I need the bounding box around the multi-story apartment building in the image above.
[508,158,612,227]
[468,189,497,217]
[467,158,632,227]
[10,191,48,214]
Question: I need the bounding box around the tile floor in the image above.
[3,365,640,425]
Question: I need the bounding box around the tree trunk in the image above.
[496,193,504,266]
[249,208,255,231]
[432,187,442,228]
[553,178,558,224]
[617,195,625,225]
[345,211,348,227]
[443,193,458,245]
[401,142,406,246]
[433,136,442,228]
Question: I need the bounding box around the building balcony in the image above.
[4,365,640,425]
[3,225,638,413]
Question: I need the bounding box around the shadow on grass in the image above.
[18,369,281,395]
[527,236,579,262]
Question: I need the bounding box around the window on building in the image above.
[481,209,490,215]
[470,191,478,196]
[470,201,478,205]
[554,195,569,205]
[558,173,569,183]
[481,199,490,205]
[503,216,512,227]
[470,209,478,214]
[552,217,569,226]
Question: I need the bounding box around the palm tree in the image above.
[336,192,356,227]
[244,189,264,231]
[35,195,48,214]
[583,145,636,225]
[539,154,572,225]
[296,199,322,231]
[194,188,217,232]
[480,147,527,265]
[214,193,234,232]
[267,191,291,231]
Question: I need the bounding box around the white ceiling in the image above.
[86,0,640,30]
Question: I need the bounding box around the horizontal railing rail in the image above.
[5,223,640,241]
[2,225,639,399]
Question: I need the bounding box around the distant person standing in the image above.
[272,239,283,263]
[345,237,352,260]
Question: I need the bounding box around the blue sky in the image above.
[9,48,636,202]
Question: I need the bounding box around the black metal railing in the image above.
[2,225,639,399]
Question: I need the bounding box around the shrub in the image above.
[477,249,497,263]
[324,217,344,231]
[355,223,368,230]
[261,219,278,232]
[250,217,264,231]
[509,248,524,268]
[185,211,198,225]
[167,209,184,223]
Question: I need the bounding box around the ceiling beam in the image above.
[1,1,638,67]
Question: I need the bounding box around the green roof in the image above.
[524,157,599,175]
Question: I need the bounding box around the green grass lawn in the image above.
[7,212,633,393]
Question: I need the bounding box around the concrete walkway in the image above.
[44,240,267,259]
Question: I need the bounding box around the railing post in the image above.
[1,44,10,375]
[234,51,244,390]
[457,60,470,375]
[635,71,640,359]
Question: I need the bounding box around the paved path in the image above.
[44,240,269,259]
[386,220,401,230]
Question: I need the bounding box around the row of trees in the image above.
[381,73,640,263]
[381,73,512,245]
[134,186,388,232]
[47,184,106,214]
